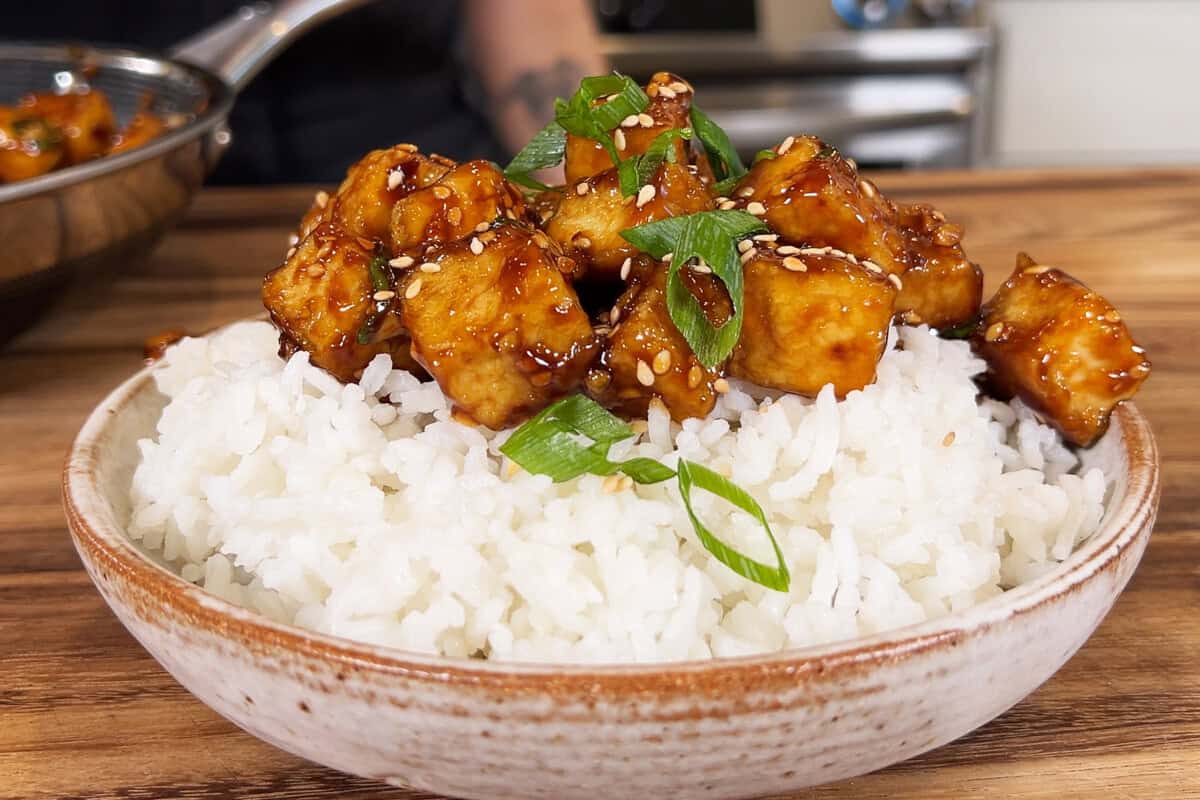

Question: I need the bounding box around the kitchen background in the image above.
[596,0,1199,169]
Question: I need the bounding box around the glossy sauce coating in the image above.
[398,223,598,429]
[544,161,712,279]
[730,246,897,397]
[319,145,454,243]
[18,90,115,165]
[564,71,693,184]
[389,159,526,254]
[973,253,1151,446]
[730,136,906,275]
[591,256,730,421]
[0,107,63,183]
[894,203,983,328]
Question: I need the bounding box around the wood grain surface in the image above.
[2,169,1197,799]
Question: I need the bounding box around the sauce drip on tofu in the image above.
[261,71,1149,444]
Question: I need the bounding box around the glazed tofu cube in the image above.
[730,245,898,396]
[389,160,527,254]
[263,223,412,382]
[894,203,983,328]
[398,223,598,428]
[19,90,115,164]
[564,71,693,184]
[318,145,454,242]
[0,109,63,182]
[729,136,906,275]
[589,256,731,421]
[973,254,1151,446]
[543,161,712,281]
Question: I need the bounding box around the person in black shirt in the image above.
[5,0,607,183]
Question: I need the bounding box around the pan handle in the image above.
[170,0,370,92]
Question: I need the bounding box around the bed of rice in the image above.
[127,321,1108,663]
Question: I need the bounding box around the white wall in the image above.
[989,1,1200,166]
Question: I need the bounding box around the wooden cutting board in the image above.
[1,168,1197,799]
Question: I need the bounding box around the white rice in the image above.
[127,321,1108,663]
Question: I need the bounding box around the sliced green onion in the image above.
[621,210,767,367]
[356,250,393,345]
[676,460,790,592]
[504,121,567,191]
[689,105,746,188]
[937,315,981,340]
[500,395,789,592]
[616,126,692,195]
[752,148,778,164]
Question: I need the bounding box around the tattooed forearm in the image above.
[492,58,587,123]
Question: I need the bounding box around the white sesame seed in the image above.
[1131,345,1146,354]
[373,290,395,301]
[746,201,766,216]
[737,239,754,253]
[653,349,672,374]
[713,378,731,394]
[864,262,883,274]
[984,322,1006,342]
[687,365,703,389]
[613,129,626,151]
[740,248,758,264]
[637,113,655,128]
[620,257,632,280]
[714,196,729,204]
[845,253,858,264]
[636,359,655,386]
[777,135,795,155]
[386,170,403,191]
[636,184,657,209]
[432,185,451,200]
[306,264,324,277]
[575,236,592,249]
[419,262,441,273]
[858,178,877,198]
[474,221,490,233]
[752,234,778,242]
[389,256,415,268]
[846,157,858,171]
[314,190,329,208]
[942,431,956,447]
[668,81,690,94]
[658,85,677,99]
[782,256,807,272]
[799,247,825,256]
[469,237,484,255]
[404,278,423,299]
[887,273,903,290]
[610,305,621,325]
[287,232,300,246]
[691,263,713,274]
[1023,265,1053,275]
[621,114,639,128]
[718,200,736,210]
[738,187,755,198]
[662,252,673,263]
[776,245,800,255]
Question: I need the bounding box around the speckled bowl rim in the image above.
[62,349,1160,692]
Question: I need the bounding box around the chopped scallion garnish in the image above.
[752,148,778,164]
[356,249,393,345]
[504,121,567,191]
[500,395,789,592]
[689,105,747,196]
[937,316,981,340]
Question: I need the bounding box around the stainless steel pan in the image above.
[0,0,366,341]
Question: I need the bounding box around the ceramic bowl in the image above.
[62,357,1159,800]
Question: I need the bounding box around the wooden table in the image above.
[2,169,1197,799]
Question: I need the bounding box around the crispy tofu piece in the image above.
[564,72,693,184]
[730,245,898,396]
[973,254,1151,446]
[0,108,63,183]
[108,110,166,156]
[263,222,411,382]
[389,160,526,254]
[18,90,115,164]
[322,145,454,242]
[894,203,983,328]
[398,223,598,428]
[730,136,906,275]
[589,257,731,421]
[543,162,712,281]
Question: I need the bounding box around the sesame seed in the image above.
[575,236,592,249]
[777,135,795,155]
[636,184,657,208]
[636,359,655,386]
[614,129,626,150]
[931,209,947,222]
[618,474,634,492]
[753,234,779,242]
[887,273,903,290]
[373,290,395,301]
[432,185,451,200]
[505,209,517,220]
[504,460,521,479]
[687,365,703,389]
[691,263,713,274]
[446,207,463,226]
[620,257,632,280]
[653,349,672,374]
[713,378,731,394]
[740,248,758,264]
[776,245,800,255]
[845,253,858,264]
[799,247,826,256]
[668,81,690,93]
[1131,345,1146,354]
[782,256,807,272]
[610,305,621,325]
[738,187,755,198]
[404,278,423,299]
[533,231,551,248]
[933,224,962,247]
[475,221,490,233]
[718,200,736,210]
[390,256,415,268]
[984,322,1005,342]
[419,262,441,273]
[573,181,590,197]
[288,233,300,246]
[942,431,956,447]
[470,237,484,255]
[314,190,329,208]
[737,239,754,253]
[386,170,403,191]
[746,201,767,216]
[601,474,622,494]
[846,157,858,171]
[621,114,639,128]
[714,196,729,204]
[646,83,659,98]
[662,252,674,263]
[864,262,884,274]
[307,264,325,277]
[658,85,677,99]
[1023,265,1053,275]
[637,113,655,128]
[858,179,877,198]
